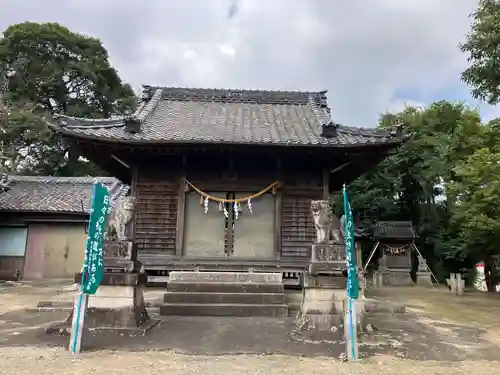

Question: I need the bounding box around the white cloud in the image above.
[0,0,485,126]
[385,99,426,114]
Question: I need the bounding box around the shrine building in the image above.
[47,86,405,286]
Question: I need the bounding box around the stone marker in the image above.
[448,273,465,295]
[416,256,433,287]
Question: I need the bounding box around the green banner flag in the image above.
[343,184,359,300]
[81,182,110,295]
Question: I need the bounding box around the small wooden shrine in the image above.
[47,86,405,284]
[372,221,417,286]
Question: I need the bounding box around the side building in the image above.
[0,176,125,280]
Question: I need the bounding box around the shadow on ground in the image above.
[1,306,500,361]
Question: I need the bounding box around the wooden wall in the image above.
[134,172,180,258]
[133,155,324,263]
[280,171,323,259]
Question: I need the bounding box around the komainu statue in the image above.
[310,200,343,244]
[105,195,136,241]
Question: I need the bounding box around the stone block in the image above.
[168,271,282,284]
[167,282,283,293]
[416,272,433,287]
[159,303,288,317]
[304,275,347,288]
[371,271,384,289]
[93,285,136,298]
[300,287,345,315]
[448,273,465,295]
[296,285,367,340]
[457,278,465,296]
[74,272,147,286]
[48,275,158,336]
[310,244,346,262]
[163,292,286,305]
[103,240,135,260]
[382,269,413,286]
[309,244,346,276]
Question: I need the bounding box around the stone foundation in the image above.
[382,269,414,286]
[308,244,346,276]
[372,271,384,289]
[168,271,282,284]
[161,271,287,317]
[47,272,158,336]
[416,271,433,287]
[295,284,366,340]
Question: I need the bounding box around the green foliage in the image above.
[460,0,500,104]
[336,0,500,282]
[0,22,136,176]
[337,101,488,280]
[448,148,500,257]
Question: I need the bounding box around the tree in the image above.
[447,141,500,291]
[460,0,500,104]
[0,22,136,176]
[336,101,485,280]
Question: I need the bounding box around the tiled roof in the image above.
[49,86,404,147]
[374,221,416,240]
[0,176,128,214]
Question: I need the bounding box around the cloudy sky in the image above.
[0,0,495,127]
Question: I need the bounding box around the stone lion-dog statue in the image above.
[105,195,136,241]
[310,200,344,244]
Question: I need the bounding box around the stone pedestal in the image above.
[372,271,384,289]
[382,268,414,286]
[376,246,414,286]
[416,256,433,287]
[102,240,142,273]
[296,243,367,340]
[308,243,346,276]
[296,284,366,340]
[416,272,433,287]
[47,240,158,336]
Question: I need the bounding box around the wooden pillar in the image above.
[130,165,139,242]
[175,174,186,258]
[275,158,282,260]
[274,187,282,260]
[322,168,329,200]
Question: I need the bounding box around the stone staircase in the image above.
[160,271,288,317]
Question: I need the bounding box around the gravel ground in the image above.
[3,281,500,373]
[0,347,499,375]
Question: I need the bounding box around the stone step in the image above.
[167,282,284,293]
[168,271,282,284]
[163,292,286,305]
[159,303,288,317]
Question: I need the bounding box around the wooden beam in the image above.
[111,154,131,169]
[175,174,187,259]
[322,168,329,200]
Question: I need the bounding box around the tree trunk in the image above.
[484,255,496,292]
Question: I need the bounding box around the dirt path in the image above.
[0,347,499,375]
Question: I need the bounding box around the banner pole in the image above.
[69,182,110,355]
[343,183,359,361]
